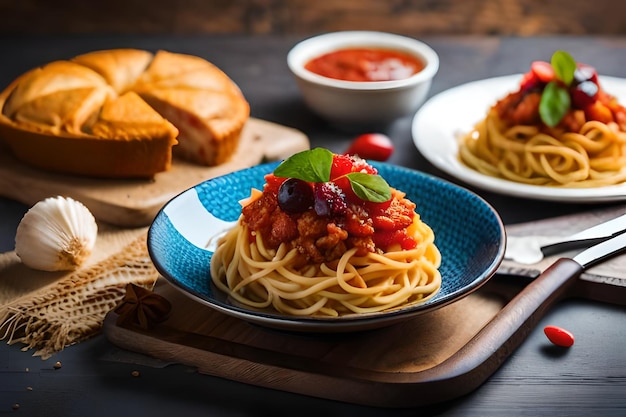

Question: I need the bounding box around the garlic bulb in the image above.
[15,196,98,271]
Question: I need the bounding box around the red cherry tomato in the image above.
[543,325,575,347]
[531,61,555,83]
[345,133,394,161]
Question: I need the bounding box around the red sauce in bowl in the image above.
[304,48,425,82]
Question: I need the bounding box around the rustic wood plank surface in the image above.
[0,0,621,36]
[0,34,625,416]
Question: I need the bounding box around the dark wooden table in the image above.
[1,34,625,417]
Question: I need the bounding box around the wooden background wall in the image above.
[0,0,622,36]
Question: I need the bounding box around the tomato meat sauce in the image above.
[241,155,418,265]
[305,48,424,82]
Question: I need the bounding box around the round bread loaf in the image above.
[0,49,250,178]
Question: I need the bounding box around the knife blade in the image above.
[573,227,626,269]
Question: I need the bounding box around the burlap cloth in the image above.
[0,223,159,359]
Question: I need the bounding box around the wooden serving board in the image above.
[102,273,626,408]
[0,118,309,227]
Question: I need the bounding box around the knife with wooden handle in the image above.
[402,231,626,405]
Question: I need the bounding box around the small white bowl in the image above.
[287,31,439,128]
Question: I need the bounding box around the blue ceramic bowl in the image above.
[148,162,505,332]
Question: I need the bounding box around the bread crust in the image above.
[0,49,249,178]
[72,49,153,93]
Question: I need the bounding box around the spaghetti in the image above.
[459,109,626,187]
[210,150,442,317]
[458,51,626,188]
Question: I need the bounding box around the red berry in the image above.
[314,182,347,216]
[570,81,599,109]
[531,61,555,83]
[544,325,575,347]
[345,133,394,162]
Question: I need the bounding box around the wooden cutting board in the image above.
[102,273,626,408]
[0,118,309,227]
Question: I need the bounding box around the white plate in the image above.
[412,74,626,202]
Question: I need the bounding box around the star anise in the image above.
[114,283,172,329]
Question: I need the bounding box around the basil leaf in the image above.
[346,172,391,203]
[539,81,571,127]
[273,148,333,182]
[551,50,576,85]
[274,148,391,204]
